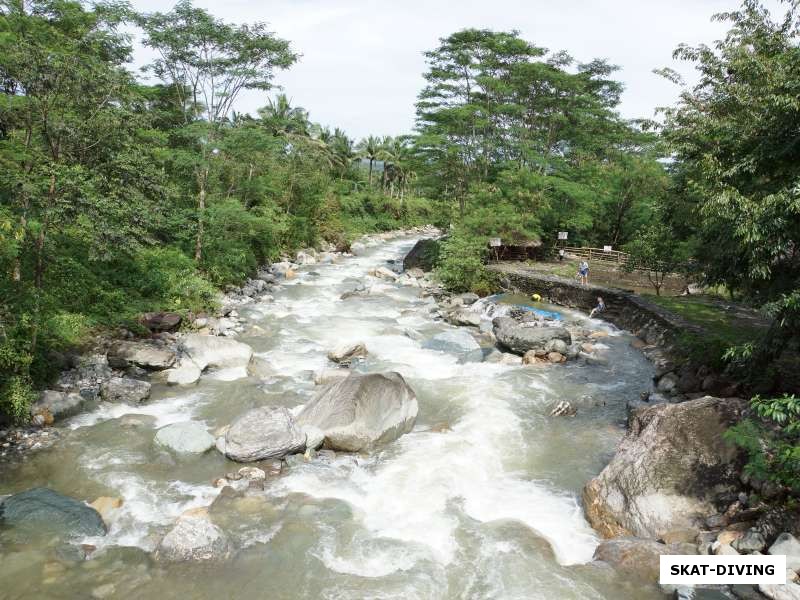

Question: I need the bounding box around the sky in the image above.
[126,0,786,139]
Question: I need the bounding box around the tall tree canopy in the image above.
[659,0,800,364]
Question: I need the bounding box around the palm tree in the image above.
[356,135,382,187]
[378,135,416,199]
[330,128,356,179]
[257,94,309,137]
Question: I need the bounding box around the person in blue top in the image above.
[578,260,589,285]
[590,296,606,318]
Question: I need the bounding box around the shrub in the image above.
[0,337,35,424]
[726,394,800,495]
[436,231,495,294]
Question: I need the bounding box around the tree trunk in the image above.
[368,159,373,187]
[195,169,207,262]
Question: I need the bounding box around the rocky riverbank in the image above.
[0,226,440,461]
[486,263,800,600]
[2,233,797,599]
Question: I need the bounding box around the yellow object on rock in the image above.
[531,293,542,302]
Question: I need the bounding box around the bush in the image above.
[436,231,495,294]
[726,394,800,495]
[135,247,217,312]
[0,336,36,424]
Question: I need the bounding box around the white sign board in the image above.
[557,231,568,240]
[489,238,502,247]
[603,245,612,252]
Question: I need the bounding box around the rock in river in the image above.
[155,422,216,454]
[0,487,107,538]
[422,329,483,363]
[221,406,306,462]
[296,372,418,452]
[31,390,88,421]
[180,334,253,372]
[107,341,176,370]
[100,377,151,404]
[593,537,697,583]
[492,317,571,356]
[327,342,368,366]
[154,511,231,562]
[583,396,745,539]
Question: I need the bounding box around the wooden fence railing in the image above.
[560,246,630,265]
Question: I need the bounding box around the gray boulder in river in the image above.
[422,329,483,362]
[154,511,231,562]
[107,341,176,370]
[592,537,697,583]
[100,377,151,404]
[296,372,418,452]
[220,406,306,462]
[155,421,216,454]
[0,487,107,538]
[492,317,571,355]
[31,390,89,420]
[180,333,253,371]
[583,396,745,539]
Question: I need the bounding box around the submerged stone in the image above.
[0,487,107,539]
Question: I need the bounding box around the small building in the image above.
[487,238,543,261]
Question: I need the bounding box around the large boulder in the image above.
[593,537,697,583]
[295,372,418,452]
[583,396,745,539]
[180,334,253,372]
[165,360,202,386]
[0,488,106,538]
[769,533,800,571]
[220,406,306,462]
[31,390,88,421]
[139,311,182,332]
[403,238,440,272]
[445,309,482,328]
[155,422,215,454]
[154,511,231,562]
[100,377,151,404]
[492,317,571,355]
[422,329,483,363]
[314,368,350,385]
[107,341,176,370]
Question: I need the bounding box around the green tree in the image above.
[356,135,382,187]
[623,224,690,296]
[659,0,800,363]
[137,0,296,262]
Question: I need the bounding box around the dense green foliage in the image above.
[655,1,800,489]
[411,29,669,290]
[623,224,692,296]
[1,0,798,432]
[726,394,800,494]
[657,0,800,367]
[0,0,431,422]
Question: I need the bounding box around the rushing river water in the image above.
[0,236,664,599]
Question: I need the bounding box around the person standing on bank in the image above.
[579,260,589,286]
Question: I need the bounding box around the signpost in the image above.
[557,231,568,240]
[603,245,612,252]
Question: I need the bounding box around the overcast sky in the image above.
[126,0,785,139]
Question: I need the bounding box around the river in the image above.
[0,235,664,599]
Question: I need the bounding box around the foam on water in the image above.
[29,233,657,600]
[68,390,207,430]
